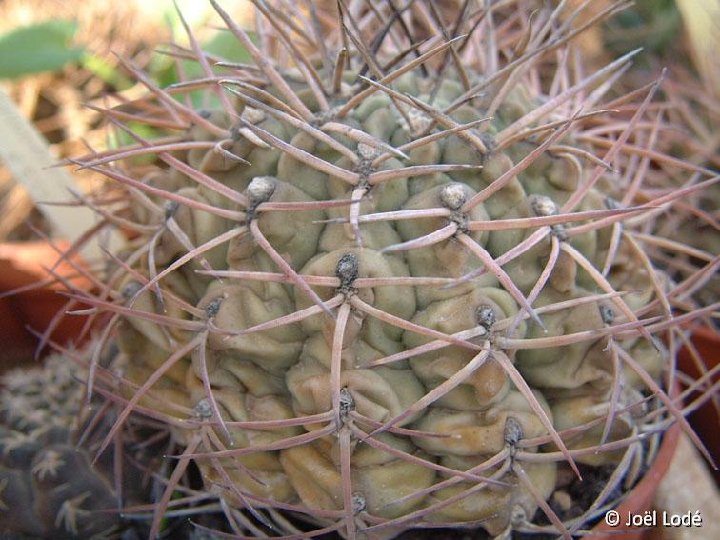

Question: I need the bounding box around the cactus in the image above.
[58,0,718,538]
[638,73,720,310]
[0,353,158,539]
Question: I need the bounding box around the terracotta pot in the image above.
[591,421,682,540]
[677,324,720,484]
[0,241,92,373]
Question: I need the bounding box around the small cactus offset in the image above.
[59,0,718,538]
[0,354,156,539]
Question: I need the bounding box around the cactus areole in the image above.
[68,1,716,538]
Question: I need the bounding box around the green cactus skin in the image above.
[62,0,718,538]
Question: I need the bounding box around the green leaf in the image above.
[107,122,160,165]
[81,54,133,90]
[203,30,255,64]
[177,31,257,109]
[0,20,85,79]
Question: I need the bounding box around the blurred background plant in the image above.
[0,0,254,243]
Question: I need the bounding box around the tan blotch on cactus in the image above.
[61,0,718,538]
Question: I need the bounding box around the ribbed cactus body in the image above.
[68,1,713,538]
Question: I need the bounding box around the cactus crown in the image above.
[56,0,719,538]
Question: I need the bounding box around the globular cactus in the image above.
[638,73,720,310]
[0,353,155,539]
[61,0,718,538]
